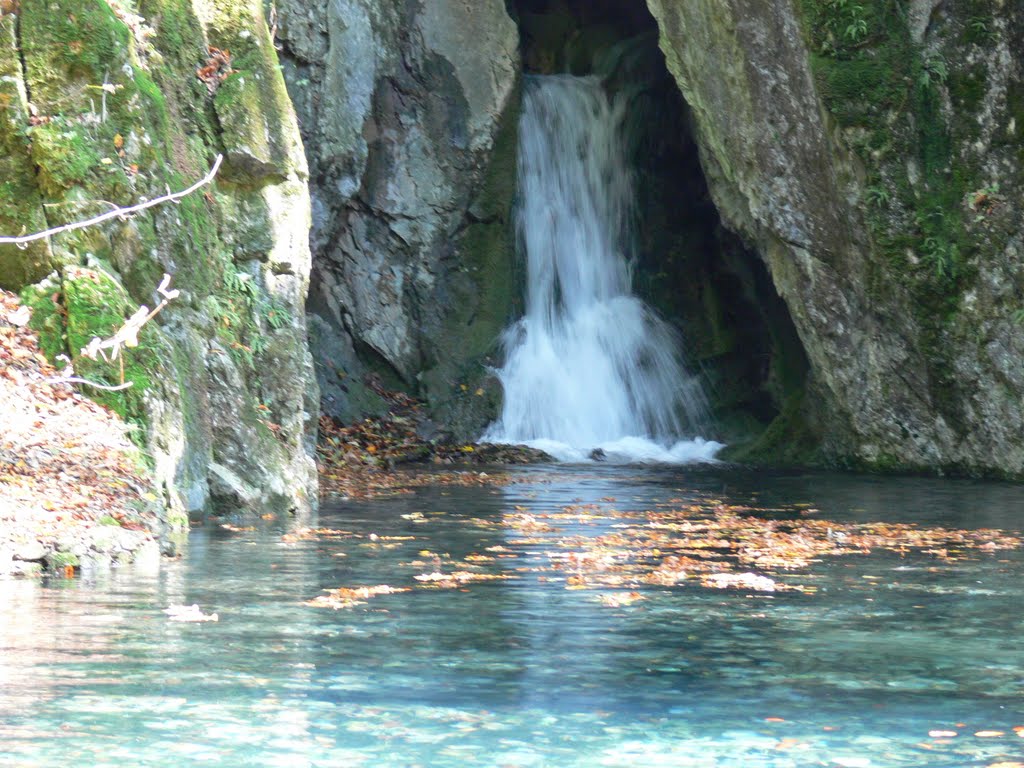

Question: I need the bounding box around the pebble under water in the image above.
[2,465,1024,767]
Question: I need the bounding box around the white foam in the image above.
[500,436,723,465]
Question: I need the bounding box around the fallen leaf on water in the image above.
[305,585,410,609]
[598,591,645,607]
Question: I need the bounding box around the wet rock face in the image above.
[645,0,1024,477]
[277,0,521,440]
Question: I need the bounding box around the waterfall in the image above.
[483,75,721,463]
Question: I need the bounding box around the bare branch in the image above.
[80,272,179,363]
[44,377,135,392]
[0,154,223,246]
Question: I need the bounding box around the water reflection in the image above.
[2,467,1024,766]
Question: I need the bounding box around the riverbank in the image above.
[1,287,549,577]
[0,290,162,577]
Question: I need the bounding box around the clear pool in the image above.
[2,466,1024,767]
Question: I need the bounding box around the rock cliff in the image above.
[0,0,318,525]
[646,0,1024,475]
[276,0,521,440]
[3,0,1022,490]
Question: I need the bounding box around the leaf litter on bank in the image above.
[0,291,159,571]
[315,377,550,501]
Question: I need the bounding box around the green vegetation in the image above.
[47,551,80,569]
[63,265,166,431]
[0,15,57,287]
[19,276,68,361]
[0,0,305,462]
[797,0,1015,437]
[29,120,104,197]
[799,0,973,283]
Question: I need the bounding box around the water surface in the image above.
[2,466,1024,767]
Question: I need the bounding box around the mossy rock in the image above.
[203,0,297,181]
[29,121,103,198]
[19,274,69,362]
[21,0,137,116]
[47,551,80,570]
[214,73,290,180]
[721,391,822,467]
[419,83,522,438]
[0,15,55,289]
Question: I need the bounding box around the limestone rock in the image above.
[12,540,47,562]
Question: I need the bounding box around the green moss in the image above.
[62,265,165,431]
[445,90,522,357]
[0,15,57,289]
[797,0,1001,443]
[948,65,988,116]
[214,72,289,179]
[20,0,129,104]
[29,121,101,197]
[19,276,69,362]
[419,84,522,437]
[999,77,1024,157]
[721,391,821,466]
[200,0,296,180]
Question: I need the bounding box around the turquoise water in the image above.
[2,466,1024,767]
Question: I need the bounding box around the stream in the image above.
[3,465,1024,767]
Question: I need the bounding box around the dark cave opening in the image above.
[506,0,810,447]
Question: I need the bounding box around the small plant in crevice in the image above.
[207,293,242,331]
[864,184,891,208]
[969,182,1001,219]
[918,55,949,93]
[211,264,292,370]
[265,300,290,331]
[844,16,869,43]
[967,16,995,44]
[922,236,958,279]
[816,0,872,52]
[223,267,258,300]
[914,205,962,281]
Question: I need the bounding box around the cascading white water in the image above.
[483,75,721,463]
